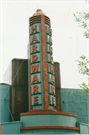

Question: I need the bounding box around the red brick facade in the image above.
[29,18,32,110]
[0,124,1,134]
[41,15,49,109]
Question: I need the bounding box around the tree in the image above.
[74,1,89,97]
[73,5,89,38]
[76,55,89,98]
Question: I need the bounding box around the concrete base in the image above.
[0,121,22,134]
[21,128,80,134]
[20,111,80,134]
[1,111,88,134]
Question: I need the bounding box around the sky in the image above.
[0,0,88,88]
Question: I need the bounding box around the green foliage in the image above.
[77,55,89,75]
[79,82,89,98]
[74,1,89,97]
[85,0,89,3]
[73,11,89,38]
[84,31,89,38]
[77,55,89,98]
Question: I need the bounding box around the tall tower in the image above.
[29,9,56,111]
[20,10,79,134]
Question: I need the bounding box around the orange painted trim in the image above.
[41,15,49,109]
[20,126,80,131]
[29,18,32,110]
[0,124,1,134]
[29,108,57,112]
[20,111,77,117]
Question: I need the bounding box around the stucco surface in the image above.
[62,88,89,124]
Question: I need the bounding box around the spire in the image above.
[32,9,46,16]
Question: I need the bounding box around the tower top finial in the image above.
[32,9,46,16]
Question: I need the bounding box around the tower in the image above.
[20,10,80,134]
[29,9,56,111]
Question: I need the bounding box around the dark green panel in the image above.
[10,59,28,121]
[54,62,62,112]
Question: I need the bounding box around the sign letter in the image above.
[32,54,38,62]
[50,65,54,73]
[49,37,52,44]
[50,55,53,63]
[31,64,39,72]
[32,45,37,52]
[51,75,55,84]
[32,75,39,83]
[49,27,52,35]
[31,35,38,43]
[52,96,55,105]
[51,85,55,94]
[34,96,38,104]
[33,85,39,93]
[49,45,53,54]
[31,25,37,33]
